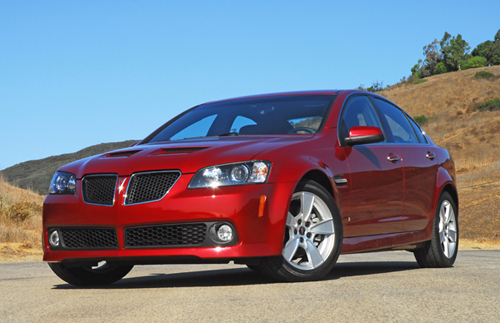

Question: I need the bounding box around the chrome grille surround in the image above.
[124,170,181,205]
[81,174,118,206]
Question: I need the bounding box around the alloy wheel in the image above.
[439,200,457,258]
[283,191,336,270]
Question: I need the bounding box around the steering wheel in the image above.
[288,127,316,134]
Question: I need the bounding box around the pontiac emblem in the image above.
[118,178,128,193]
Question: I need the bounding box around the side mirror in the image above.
[344,126,384,146]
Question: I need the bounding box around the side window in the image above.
[374,98,418,144]
[408,116,428,144]
[339,95,384,141]
[170,115,217,140]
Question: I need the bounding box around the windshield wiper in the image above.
[218,132,239,137]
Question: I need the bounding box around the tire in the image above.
[258,180,343,281]
[246,264,260,271]
[48,261,134,286]
[414,192,458,268]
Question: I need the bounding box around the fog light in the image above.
[217,225,233,242]
[49,231,60,247]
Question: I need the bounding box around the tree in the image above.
[411,32,469,77]
[411,59,423,78]
[471,29,500,66]
[411,30,499,78]
[420,39,442,77]
[441,34,470,71]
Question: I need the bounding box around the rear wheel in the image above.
[258,180,343,281]
[414,192,458,267]
[48,261,134,286]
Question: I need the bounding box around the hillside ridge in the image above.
[0,140,138,195]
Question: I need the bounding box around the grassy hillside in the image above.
[381,65,500,188]
[0,140,138,195]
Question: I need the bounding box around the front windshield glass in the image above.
[147,94,337,143]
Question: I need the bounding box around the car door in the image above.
[372,98,438,232]
[339,95,404,237]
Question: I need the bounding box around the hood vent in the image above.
[106,150,141,158]
[162,147,207,154]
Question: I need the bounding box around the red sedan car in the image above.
[43,90,458,285]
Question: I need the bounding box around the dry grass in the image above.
[0,242,43,262]
[380,65,500,187]
[0,176,44,250]
[460,239,500,250]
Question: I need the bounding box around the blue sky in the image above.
[1,1,499,170]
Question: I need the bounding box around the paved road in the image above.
[1,251,499,322]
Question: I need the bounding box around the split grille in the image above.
[81,171,180,206]
[82,175,117,206]
[124,223,207,248]
[60,228,119,249]
[124,171,180,205]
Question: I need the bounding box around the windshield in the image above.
[146,95,337,143]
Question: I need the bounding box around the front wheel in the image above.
[48,261,134,286]
[414,192,458,267]
[258,180,343,281]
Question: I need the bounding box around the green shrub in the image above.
[413,70,422,79]
[413,115,428,125]
[412,79,428,85]
[468,56,488,68]
[475,70,494,79]
[475,98,500,111]
[435,62,447,74]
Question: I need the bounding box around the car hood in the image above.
[58,136,312,178]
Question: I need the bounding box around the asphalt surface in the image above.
[1,251,499,322]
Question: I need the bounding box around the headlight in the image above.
[188,161,271,188]
[49,172,77,195]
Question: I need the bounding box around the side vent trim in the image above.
[162,147,207,154]
[106,150,141,158]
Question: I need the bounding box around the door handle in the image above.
[426,152,436,160]
[387,154,400,162]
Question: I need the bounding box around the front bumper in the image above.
[43,174,295,263]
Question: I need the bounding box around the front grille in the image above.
[124,223,207,248]
[82,175,117,206]
[60,228,119,249]
[125,171,180,205]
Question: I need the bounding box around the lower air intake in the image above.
[124,223,207,248]
[60,228,119,249]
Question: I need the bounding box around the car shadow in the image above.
[52,260,420,290]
